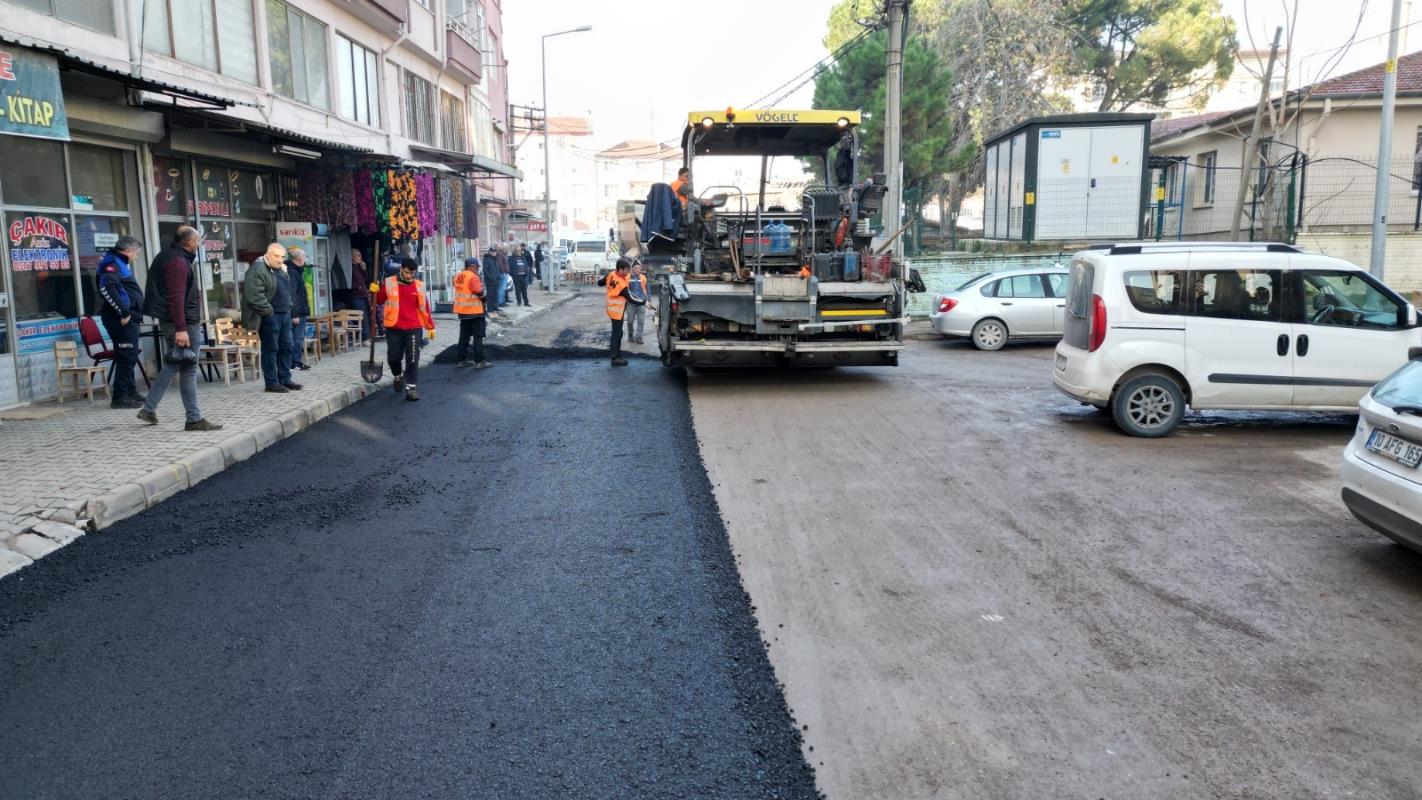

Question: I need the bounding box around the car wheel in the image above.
[1111,374,1185,437]
[970,318,1007,351]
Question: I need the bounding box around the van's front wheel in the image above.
[1112,374,1185,437]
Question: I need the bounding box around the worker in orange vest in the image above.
[373,257,436,401]
[597,257,641,366]
[452,257,491,369]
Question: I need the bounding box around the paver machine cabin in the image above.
[645,109,908,367]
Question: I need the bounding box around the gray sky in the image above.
[502,0,841,151]
[1223,1,1413,87]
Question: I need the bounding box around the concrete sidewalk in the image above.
[0,289,577,579]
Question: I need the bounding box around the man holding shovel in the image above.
[374,258,436,401]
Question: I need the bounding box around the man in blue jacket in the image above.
[481,246,502,316]
[95,236,145,408]
[286,247,312,370]
[510,244,532,306]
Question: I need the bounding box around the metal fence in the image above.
[1146,154,1422,242]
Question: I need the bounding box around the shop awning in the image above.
[0,34,238,109]
[168,108,381,157]
[408,142,522,179]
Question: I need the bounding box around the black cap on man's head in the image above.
[464,257,480,267]
[399,257,419,271]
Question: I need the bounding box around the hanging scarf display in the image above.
[388,171,419,240]
[353,169,377,233]
[372,169,393,238]
[462,180,479,240]
[438,177,456,235]
[414,174,438,238]
[327,167,357,230]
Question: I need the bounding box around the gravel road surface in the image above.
[690,329,1422,800]
[0,321,818,800]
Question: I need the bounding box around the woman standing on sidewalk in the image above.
[374,258,436,401]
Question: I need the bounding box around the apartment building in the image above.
[0,0,518,406]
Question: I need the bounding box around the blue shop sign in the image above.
[0,48,68,141]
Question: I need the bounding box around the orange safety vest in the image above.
[606,271,629,320]
[452,269,485,315]
[671,179,689,206]
[382,276,436,332]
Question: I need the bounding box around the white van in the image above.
[568,234,609,274]
[1053,242,1422,437]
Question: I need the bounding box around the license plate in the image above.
[1055,353,1067,371]
[1367,429,1422,468]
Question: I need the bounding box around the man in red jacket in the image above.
[375,257,436,401]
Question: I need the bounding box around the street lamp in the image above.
[542,24,592,292]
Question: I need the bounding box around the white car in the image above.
[1341,353,1422,553]
[930,267,1070,350]
[1053,241,1421,437]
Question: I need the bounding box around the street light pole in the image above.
[541,25,592,293]
[1371,0,1405,278]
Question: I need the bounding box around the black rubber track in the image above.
[0,351,820,800]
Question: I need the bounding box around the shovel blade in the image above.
[361,362,384,383]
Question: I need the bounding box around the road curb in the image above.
[2,306,569,580]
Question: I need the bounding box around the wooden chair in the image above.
[299,318,322,363]
[230,328,263,382]
[198,344,244,385]
[54,340,109,403]
[333,310,363,351]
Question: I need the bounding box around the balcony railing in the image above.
[445,21,482,84]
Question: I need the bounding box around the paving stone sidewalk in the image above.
[0,289,577,579]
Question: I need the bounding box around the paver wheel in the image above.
[1112,374,1186,438]
[970,318,1007,351]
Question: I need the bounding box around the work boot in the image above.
[405,387,420,401]
[265,384,290,393]
[611,357,629,367]
[393,376,405,392]
[111,396,143,409]
[281,382,303,391]
[184,418,224,432]
[456,359,474,368]
[475,360,492,369]
[136,408,158,425]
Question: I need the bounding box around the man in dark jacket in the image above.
[242,242,302,393]
[138,226,222,431]
[350,248,370,339]
[95,235,145,408]
[286,246,312,370]
[482,246,502,315]
[510,244,532,306]
[533,243,545,283]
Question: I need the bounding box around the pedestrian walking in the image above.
[349,248,370,339]
[376,257,436,401]
[626,261,650,345]
[597,258,641,367]
[482,246,502,316]
[453,258,491,370]
[511,244,532,306]
[94,235,145,408]
[137,226,222,431]
[242,243,304,394]
[533,242,545,284]
[286,247,312,370]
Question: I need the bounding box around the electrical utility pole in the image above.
[882,0,908,256]
[1229,26,1282,242]
[1371,0,1405,278]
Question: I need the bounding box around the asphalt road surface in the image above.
[0,309,818,799]
[691,327,1422,799]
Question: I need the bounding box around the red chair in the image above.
[79,316,151,389]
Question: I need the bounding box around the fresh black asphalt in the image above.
[0,349,820,799]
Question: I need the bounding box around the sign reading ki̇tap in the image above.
[0,48,69,141]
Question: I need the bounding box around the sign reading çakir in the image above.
[0,48,68,141]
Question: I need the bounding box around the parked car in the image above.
[1053,241,1421,437]
[1341,352,1422,553]
[930,267,1070,350]
[552,246,569,269]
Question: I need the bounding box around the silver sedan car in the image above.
[929,267,1070,350]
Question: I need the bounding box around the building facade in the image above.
[593,139,680,233]
[514,115,594,233]
[0,0,518,406]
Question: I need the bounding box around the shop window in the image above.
[199,220,235,319]
[268,0,331,110]
[336,34,380,127]
[12,0,116,35]
[143,0,257,84]
[195,164,232,218]
[152,156,192,217]
[229,169,274,220]
[441,91,467,153]
[68,145,130,212]
[6,211,77,322]
[0,138,68,209]
[403,71,435,146]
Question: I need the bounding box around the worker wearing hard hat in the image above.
[597,258,641,366]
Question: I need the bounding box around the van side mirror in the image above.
[1410,305,1420,328]
[1410,346,1422,361]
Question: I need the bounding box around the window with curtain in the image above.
[267,0,330,109]
[470,96,497,161]
[403,71,435,146]
[440,92,466,153]
[335,34,380,127]
[141,0,256,84]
